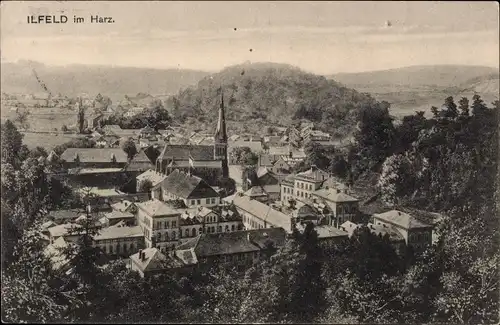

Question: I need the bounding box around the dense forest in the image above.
[2,90,498,323]
[167,62,377,137]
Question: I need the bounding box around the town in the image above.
[1,1,498,324]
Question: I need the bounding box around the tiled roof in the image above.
[244,186,268,198]
[176,228,286,257]
[131,150,154,164]
[130,248,184,272]
[136,169,167,187]
[110,200,135,212]
[104,210,134,220]
[373,210,432,229]
[313,188,359,203]
[136,199,181,217]
[368,223,405,242]
[297,224,348,239]
[60,148,128,163]
[94,225,143,240]
[232,195,292,232]
[163,170,218,199]
[158,145,215,161]
[296,166,330,182]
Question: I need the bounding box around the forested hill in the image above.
[167,62,377,136]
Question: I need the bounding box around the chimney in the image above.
[139,249,143,259]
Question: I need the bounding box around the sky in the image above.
[1,1,499,74]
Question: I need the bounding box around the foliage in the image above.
[229,146,258,166]
[53,137,96,156]
[120,137,138,160]
[1,120,24,167]
[103,100,171,130]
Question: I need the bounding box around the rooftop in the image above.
[313,188,359,203]
[130,248,184,272]
[60,148,128,164]
[373,210,432,229]
[104,210,134,220]
[94,225,143,241]
[136,199,181,217]
[163,169,218,199]
[136,169,167,187]
[158,144,216,161]
[232,194,292,232]
[297,224,348,239]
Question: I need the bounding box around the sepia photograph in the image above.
[1,1,499,323]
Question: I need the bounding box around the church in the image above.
[155,90,229,185]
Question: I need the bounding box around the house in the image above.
[258,155,291,174]
[47,209,82,224]
[103,210,136,226]
[93,225,145,257]
[46,223,82,244]
[129,248,186,277]
[110,200,138,214]
[281,165,330,204]
[60,148,128,169]
[243,168,282,204]
[102,124,122,135]
[43,237,70,272]
[340,220,361,237]
[372,210,433,251]
[161,170,221,208]
[296,224,348,248]
[232,193,294,233]
[136,169,167,198]
[178,206,243,244]
[126,150,155,174]
[95,135,120,148]
[311,187,359,227]
[228,140,264,154]
[175,228,287,272]
[136,199,182,251]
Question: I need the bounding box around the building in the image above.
[155,91,228,184]
[126,150,155,175]
[160,169,221,208]
[296,224,349,248]
[243,167,283,204]
[102,210,136,226]
[60,148,128,169]
[280,166,330,203]
[372,210,433,251]
[95,135,120,148]
[129,248,186,277]
[136,169,167,197]
[232,193,294,234]
[175,228,287,272]
[136,199,183,252]
[311,187,359,227]
[258,155,291,174]
[93,225,145,257]
[178,206,243,244]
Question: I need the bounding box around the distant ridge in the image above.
[0,60,210,99]
[329,65,499,88]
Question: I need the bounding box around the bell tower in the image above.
[214,88,229,178]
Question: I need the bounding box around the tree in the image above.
[14,107,31,130]
[61,124,69,132]
[121,138,138,160]
[138,179,153,193]
[1,120,24,167]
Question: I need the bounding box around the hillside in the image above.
[328,65,499,118]
[0,60,210,99]
[330,65,499,88]
[167,62,377,136]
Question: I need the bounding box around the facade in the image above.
[93,225,145,257]
[311,188,359,227]
[175,228,287,272]
[280,166,330,204]
[372,210,433,251]
[232,193,293,233]
[136,199,182,251]
[160,169,220,208]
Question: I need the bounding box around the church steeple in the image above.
[215,88,228,142]
[214,87,229,178]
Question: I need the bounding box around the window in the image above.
[211,198,216,204]
[172,231,176,239]
[130,243,134,251]
[192,228,197,237]
[172,221,176,228]
[301,191,304,198]
[197,199,201,205]
[191,200,195,205]
[165,232,169,241]
[206,198,210,204]
[211,226,215,233]
[218,226,222,232]
[123,243,127,253]
[225,225,230,232]
[199,227,203,234]
[110,245,113,254]
[231,225,235,231]
[116,244,120,254]
[185,229,189,237]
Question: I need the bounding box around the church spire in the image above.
[215,87,227,142]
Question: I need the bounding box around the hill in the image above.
[330,65,499,88]
[328,65,499,118]
[167,62,377,136]
[0,60,210,99]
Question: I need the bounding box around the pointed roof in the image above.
[214,88,227,142]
